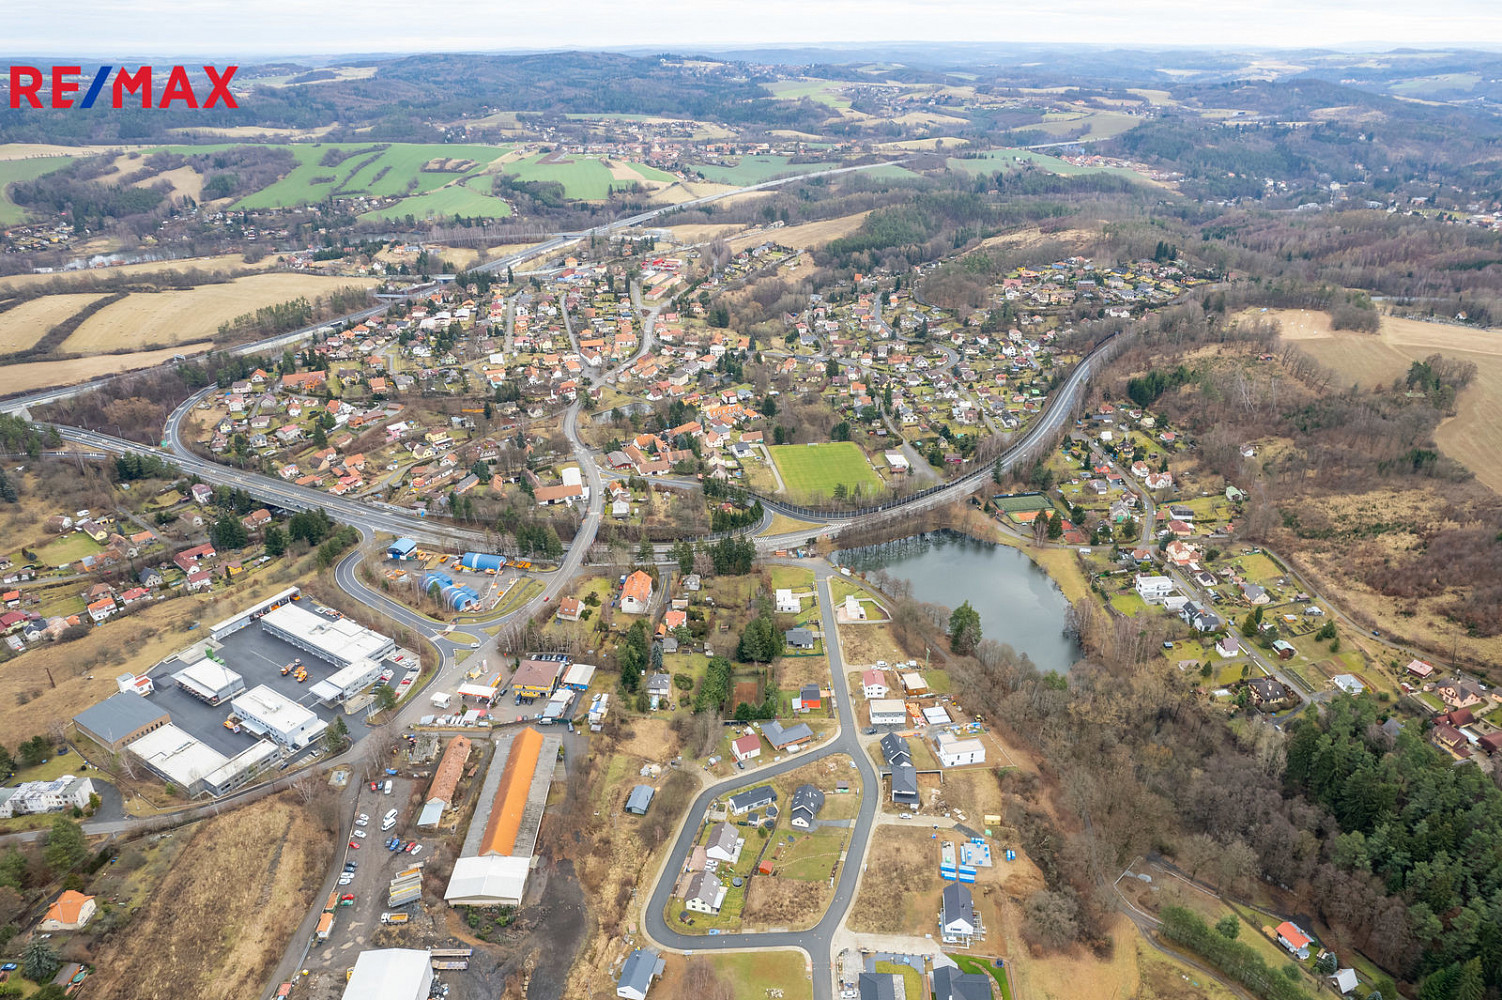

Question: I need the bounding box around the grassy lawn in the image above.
[769,565,815,592]
[763,513,825,537]
[951,954,1015,1000]
[499,152,671,200]
[770,442,882,499]
[764,81,853,109]
[221,141,511,209]
[875,960,924,1000]
[31,531,105,567]
[665,878,746,933]
[773,827,846,880]
[10,750,90,784]
[0,153,77,224]
[710,951,811,1000]
[361,180,514,222]
[1109,591,1151,617]
[1229,552,1285,585]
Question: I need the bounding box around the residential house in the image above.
[38,890,96,932]
[785,627,815,650]
[731,733,761,763]
[1439,678,1488,710]
[683,871,725,914]
[857,973,902,1000]
[941,882,981,945]
[934,732,986,767]
[625,785,656,816]
[789,784,825,830]
[616,948,666,1000]
[645,673,673,710]
[1275,922,1313,960]
[190,484,214,505]
[704,822,743,863]
[1271,639,1296,660]
[794,683,822,713]
[1248,677,1292,709]
[556,597,582,622]
[933,966,995,1000]
[1406,659,1436,679]
[862,669,889,698]
[761,720,814,751]
[774,589,800,613]
[621,571,653,615]
[1133,575,1175,604]
[727,785,776,815]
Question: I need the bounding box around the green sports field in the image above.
[770,442,883,499]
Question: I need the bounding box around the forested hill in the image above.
[0,52,828,145]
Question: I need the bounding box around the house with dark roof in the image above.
[785,627,815,650]
[727,785,776,815]
[683,871,725,913]
[761,720,814,750]
[789,784,825,830]
[933,965,994,1000]
[941,882,981,945]
[704,821,743,863]
[857,972,901,1000]
[616,948,665,1000]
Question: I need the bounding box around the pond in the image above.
[833,530,1080,673]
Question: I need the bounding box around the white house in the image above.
[940,882,981,945]
[0,776,95,818]
[774,589,800,614]
[703,822,744,863]
[868,699,906,727]
[843,593,866,620]
[1134,574,1175,605]
[861,669,889,698]
[934,732,986,767]
[730,733,761,763]
[684,871,725,913]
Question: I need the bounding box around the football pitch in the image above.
[769,442,882,498]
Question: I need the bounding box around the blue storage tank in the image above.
[459,552,505,572]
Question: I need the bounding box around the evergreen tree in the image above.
[264,525,287,557]
[43,816,88,873]
[948,601,983,655]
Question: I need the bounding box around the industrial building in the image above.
[561,662,596,691]
[342,949,433,1000]
[231,684,328,749]
[207,586,301,641]
[259,604,394,669]
[309,658,383,706]
[73,692,171,751]
[127,724,280,797]
[422,571,480,611]
[418,736,472,828]
[387,538,418,560]
[541,688,574,723]
[444,727,559,907]
[511,659,563,700]
[171,659,246,705]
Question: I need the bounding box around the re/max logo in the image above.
[7,65,239,109]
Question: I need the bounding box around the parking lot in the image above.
[301,774,442,996]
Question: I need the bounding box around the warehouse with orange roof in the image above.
[444,727,560,906]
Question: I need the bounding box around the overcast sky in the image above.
[8,0,1502,57]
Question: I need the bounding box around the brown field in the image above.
[0,253,274,293]
[877,136,966,151]
[742,877,829,930]
[835,620,912,667]
[138,164,205,201]
[731,212,870,252]
[0,143,140,159]
[776,652,831,689]
[1267,308,1502,494]
[62,272,381,353]
[164,124,338,140]
[0,292,110,352]
[0,343,214,394]
[1008,913,1142,1000]
[84,794,334,1000]
[849,825,1036,937]
[665,223,743,243]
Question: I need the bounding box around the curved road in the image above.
[642,563,877,1000]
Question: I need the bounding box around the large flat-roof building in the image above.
[309,658,383,706]
[341,949,433,1000]
[231,684,328,749]
[171,659,246,705]
[73,693,171,751]
[127,724,280,797]
[259,604,394,669]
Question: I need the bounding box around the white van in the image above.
[383,780,393,795]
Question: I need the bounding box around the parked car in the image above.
[410,844,423,857]
[340,893,355,902]
[369,781,379,792]
[338,875,354,885]
[351,830,366,839]
[348,841,360,850]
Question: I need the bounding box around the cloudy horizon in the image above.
[7,0,1502,59]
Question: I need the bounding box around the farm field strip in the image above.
[0,292,111,352]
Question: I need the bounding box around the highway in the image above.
[641,563,878,1000]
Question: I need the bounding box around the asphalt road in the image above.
[641,563,878,1000]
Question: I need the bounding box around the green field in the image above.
[764,80,853,109]
[361,177,514,222]
[710,951,812,1000]
[0,154,78,225]
[501,152,675,200]
[947,148,1146,181]
[769,442,883,499]
[951,954,1016,1000]
[690,155,837,186]
[220,142,511,209]
[30,531,105,567]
